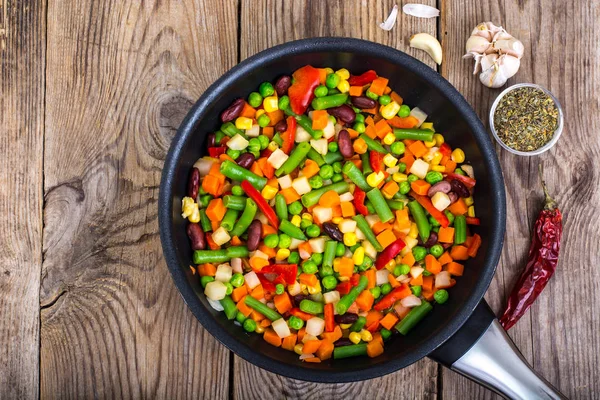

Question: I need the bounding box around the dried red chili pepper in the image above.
[499,166,562,330]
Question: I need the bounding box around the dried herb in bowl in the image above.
[493,87,559,152]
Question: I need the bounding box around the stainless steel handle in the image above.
[452,319,567,399]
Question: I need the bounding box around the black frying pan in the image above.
[159,38,565,399]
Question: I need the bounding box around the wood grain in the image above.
[0,0,45,398]
[40,1,237,398]
[440,0,600,398]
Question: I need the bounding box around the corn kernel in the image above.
[336,68,350,80]
[366,171,385,187]
[181,197,197,219]
[424,140,437,148]
[468,205,476,217]
[408,223,419,239]
[276,249,291,261]
[189,207,200,223]
[420,122,434,131]
[263,96,279,112]
[433,133,445,146]
[360,330,373,342]
[267,141,279,151]
[392,173,408,183]
[349,332,362,344]
[325,67,334,75]
[261,185,278,200]
[343,232,357,247]
[337,79,350,93]
[333,258,341,272]
[423,151,435,162]
[431,151,443,166]
[255,325,265,334]
[464,196,474,206]
[294,344,304,355]
[255,109,266,118]
[340,323,352,329]
[384,260,396,272]
[332,217,344,224]
[302,213,313,223]
[383,154,398,168]
[451,148,465,163]
[383,132,396,145]
[235,117,253,130]
[352,246,365,266]
[381,101,401,120]
[291,215,302,227]
[432,165,446,172]
[307,281,322,294]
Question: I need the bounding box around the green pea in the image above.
[422,270,432,277]
[257,113,271,128]
[302,260,318,274]
[319,265,334,277]
[412,246,427,262]
[366,90,378,100]
[319,165,334,179]
[300,218,312,229]
[430,244,444,258]
[432,226,440,233]
[306,224,321,238]
[248,137,261,153]
[288,201,303,215]
[278,95,290,111]
[434,289,449,304]
[398,104,411,118]
[407,174,419,183]
[355,113,365,123]
[335,243,346,257]
[454,168,465,176]
[328,142,339,153]
[378,94,392,105]
[200,276,215,288]
[231,273,245,288]
[259,82,275,97]
[264,234,279,248]
[278,234,292,249]
[311,253,323,266]
[370,286,381,299]
[325,73,340,89]
[288,251,300,264]
[288,316,304,330]
[224,282,233,295]
[398,162,407,173]
[411,285,422,296]
[362,256,373,269]
[231,185,243,196]
[258,135,270,150]
[445,210,455,226]
[391,141,405,155]
[331,173,343,183]
[425,171,444,184]
[226,148,240,160]
[429,215,441,227]
[353,122,366,133]
[275,283,285,295]
[309,175,324,189]
[351,106,361,114]
[248,92,263,108]
[314,85,328,97]
[243,318,257,332]
[322,275,338,290]
[236,311,247,324]
[381,283,392,295]
[397,263,411,276]
[393,265,403,276]
[332,161,342,173]
[399,181,411,194]
[380,328,392,341]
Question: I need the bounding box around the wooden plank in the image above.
[40,1,237,398]
[440,0,600,398]
[236,1,439,398]
[0,0,45,398]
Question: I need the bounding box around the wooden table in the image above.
[2,0,599,398]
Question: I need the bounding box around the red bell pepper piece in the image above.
[208,146,226,158]
[336,281,352,295]
[353,187,369,216]
[260,149,273,158]
[375,238,406,270]
[348,70,378,86]
[241,180,279,229]
[366,321,380,332]
[256,264,298,292]
[324,303,335,332]
[445,172,477,189]
[350,273,361,287]
[439,142,452,157]
[289,308,313,321]
[373,284,412,311]
[369,151,384,173]
[410,190,450,228]
[465,216,481,225]
[281,116,297,154]
[288,65,321,115]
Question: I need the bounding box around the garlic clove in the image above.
[479,64,506,88]
[494,37,525,59]
[465,35,492,54]
[480,53,499,72]
[410,33,443,65]
[497,54,521,79]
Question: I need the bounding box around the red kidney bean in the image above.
[207,132,217,148]
[329,105,356,124]
[275,75,292,96]
[246,220,262,251]
[427,181,452,197]
[274,119,288,132]
[448,192,458,204]
[293,294,308,307]
[351,96,377,109]
[334,338,354,347]
[322,221,343,242]
[236,153,255,169]
[337,130,353,159]
[450,179,470,198]
[187,167,200,199]
[334,313,359,324]
[187,223,206,250]
[220,98,245,123]
[423,231,438,248]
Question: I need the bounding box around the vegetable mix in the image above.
[182,66,482,362]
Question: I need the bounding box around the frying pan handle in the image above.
[429,300,566,399]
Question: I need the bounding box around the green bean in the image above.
[229,198,258,237]
[307,148,326,166]
[358,133,386,153]
[311,93,349,110]
[220,209,239,231]
[199,209,212,232]
[276,142,311,177]
[352,215,383,252]
[454,215,467,245]
[220,160,267,190]
[395,301,433,335]
[407,200,430,242]
[366,189,394,223]
[214,130,226,144]
[193,250,229,264]
[299,299,324,315]
[393,128,435,142]
[226,246,249,259]
[275,194,288,221]
[386,199,405,210]
[336,276,368,314]
[221,122,244,137]
[272,133,283,146]
[342,162,370,192]
[282,106,323,139]
[244,296,282,321]
[301,181,350,208]
[279,219,307,240]
[223,195,247,210]
[333,343,368,359]
[323,150,343,165]
[323,240,337,269]
[350,316,367,332]
[361,152,372,175]
[220,296,238,320]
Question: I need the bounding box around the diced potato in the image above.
[272,318,292,338]
[323,290,340,304]
[409,159,430,179]
[295,126,312,142]
[244,271,261,290]
[309,237,326,253]
[277,175,293,189]
[310,138,328,155]
[338,219,357,233]
[246,124,260,138]
[313,206,333,223]
[212,227,231,246]
[204,281,227,301]
[306,317,325,337]
[226,134,249,150]
[323,120,336,139]
[292,176,312,195]
[268,149,289,169]
[431,192,451,211]
[215,264,233,282]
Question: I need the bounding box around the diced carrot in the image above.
[379,313,399,330]
[438,226,455,243]
[303,357,321,363]
[381,181,400,198]
[298,273,318,286]
[446,262,464,276]
[365,115,375,126]
[366,310,384,328]
[315,339,334,361]
[374,119,392,139]
[281,333,298,351]
[266,109,284,126]
[351,158,362,169]
[250,284,264,300]
[201,174,222,197]
[302,340,322,354]
[388,115,419,129]
[337,257,354,278]
[250,309,265,322]
[250,162,264,177]
[399,153,415,170]
[410,274,423,286]
[318,190,341,207]
[445,160,457,173]
[279,187,301,204]
[371,221,391,235]
[450,245,470,260]
[331,205,342,218]
[356,290,375,311]
[263,328,282,347]
[365,269,376,289]
[422,290,435,301]
[383,86,392,95]
[298,242,313,258]
[349,85,363,96]
[440,155,449,166]
[347,302,360,315]
[231,285,248,303]
[311,109,329,130]
[302,159,320,178]
[369,77,389,96]
[208,162,222,176]
[256,157,274,179]
[408,141,428,158]
[422,275,434,292]
[468,233,482,258]
[346,128,359,139]
[236,296,253,317]
[388,273,400,288]
[206,234,220,250]
[340,201,356,217]
[274,293,293,314]
[437,251,453,265]
[366,338,384,358]
[365,124,378,139]
[206,198,226,222]
[249,256,269,271]
[262,126,274,138]
[448,198,468,215]
[259,244,277,259]
[320,325,342,342]
[297,327,306,342]
[411,180,431,196]
[240,102,256,118]
[318,68,327,84]
[390,91,403,105]
[197,263,217,277]
[401,252,416,267]
[262,224,277,238]
[464,235,474,248]
[425,254,442,274]
[395,208,409,222]
[376,229,397,250]
[353,137,368,154]
[210,220,220,232]
[260,319,271,328]
[230,236,242,246]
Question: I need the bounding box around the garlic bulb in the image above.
[464,22,524,88]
